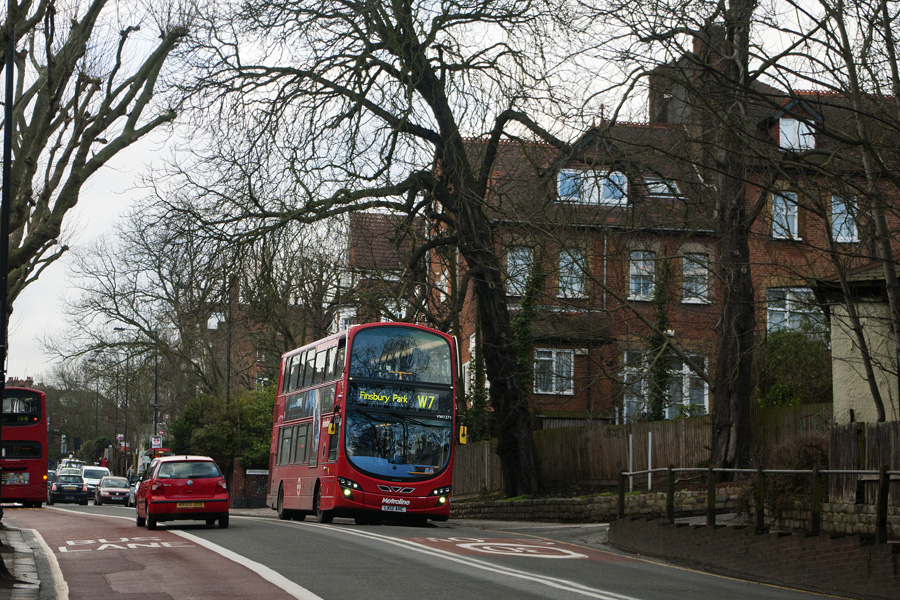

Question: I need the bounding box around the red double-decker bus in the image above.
[268,322,465,524]
[2,387,48,508]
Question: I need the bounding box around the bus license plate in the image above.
[382,504,406,513]
[177,502,204,509]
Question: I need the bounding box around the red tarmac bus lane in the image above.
[4,508,300,600]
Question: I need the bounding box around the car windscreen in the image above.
[156,461,221,479]
[57,476,82,484]
[101,478,129,488]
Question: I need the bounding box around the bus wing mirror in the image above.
[458,426,468,445]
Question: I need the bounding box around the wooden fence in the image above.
[452,403,833,499]
[829,421,900,502]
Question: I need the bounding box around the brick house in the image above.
[333,37,899,429]
[447,48,899,427]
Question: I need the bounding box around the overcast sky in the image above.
[6,135,171,383]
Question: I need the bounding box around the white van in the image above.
[80,466,111,495]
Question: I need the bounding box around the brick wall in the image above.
[230,458,268,509]
[608,517,900,600]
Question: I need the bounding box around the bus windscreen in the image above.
[2,393,42,425]
[349,326,452,385]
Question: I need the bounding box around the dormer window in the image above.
[644,177,682,198]
[557,169,627,206]
[779,117,815,150]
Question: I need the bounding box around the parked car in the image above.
[59,458,86,471]
[80,466,111,496]
[128,478,141,507]
[94,476,130,505]
[135,455,229,529]
[47,474,90,505]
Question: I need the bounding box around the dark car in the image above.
[136,455,229,529]
[47,474,90,505]
[94,476,130,505]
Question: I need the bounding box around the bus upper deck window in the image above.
[303,352,315,388]
[334,338,346,378]
[294,351,307,390]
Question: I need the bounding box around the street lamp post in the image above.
[87,355,100,439]
[115,326,160,441]
[152,330,159,435]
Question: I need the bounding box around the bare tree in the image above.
[1,0,191,312]
[151,0,614,496]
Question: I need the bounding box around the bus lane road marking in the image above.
[57,536,194,553]
[298,521,641,600]
[407,536,633,560]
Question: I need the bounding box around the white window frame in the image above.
[557,169,628,206]
[665,357,709,419]
[507,246,533,296]
[772,192,799,239]
[558,249,587,298]
[682,253,709,304]
[335,308,357,333]
[620,350,709,423]
[629,251,655,301]
[644,176,682,198]
[766,287,823,333]
[533,348,575,395]
[779,117,815,150]
[379,299,406,322]
[831,195,858,243]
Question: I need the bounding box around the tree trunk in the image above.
[450,186,539,496]
[708,3,756,470]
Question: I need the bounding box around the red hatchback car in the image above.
[135,455,229,529]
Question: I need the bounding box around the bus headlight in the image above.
[337,477,361,500]
[430,486,451,504]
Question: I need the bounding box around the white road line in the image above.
[172,530,324,600]
[24,528,69,600]
[290,521,641,600]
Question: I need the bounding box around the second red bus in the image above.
[1,387,48,508]
[267,322,464,524]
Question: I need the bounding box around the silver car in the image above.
[80,466,111,496]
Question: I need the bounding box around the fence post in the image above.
[618,470,626,519]
[755,466,766,534]
[666,465,675,521]
[876,465,889,544]
[707,467,716,527]
[809,466,821,536]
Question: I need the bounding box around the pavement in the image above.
[0,505,621,600]
[0,524,42,600]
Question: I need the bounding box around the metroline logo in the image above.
[382,498,411,506]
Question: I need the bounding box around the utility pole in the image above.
[0,0,18,517]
